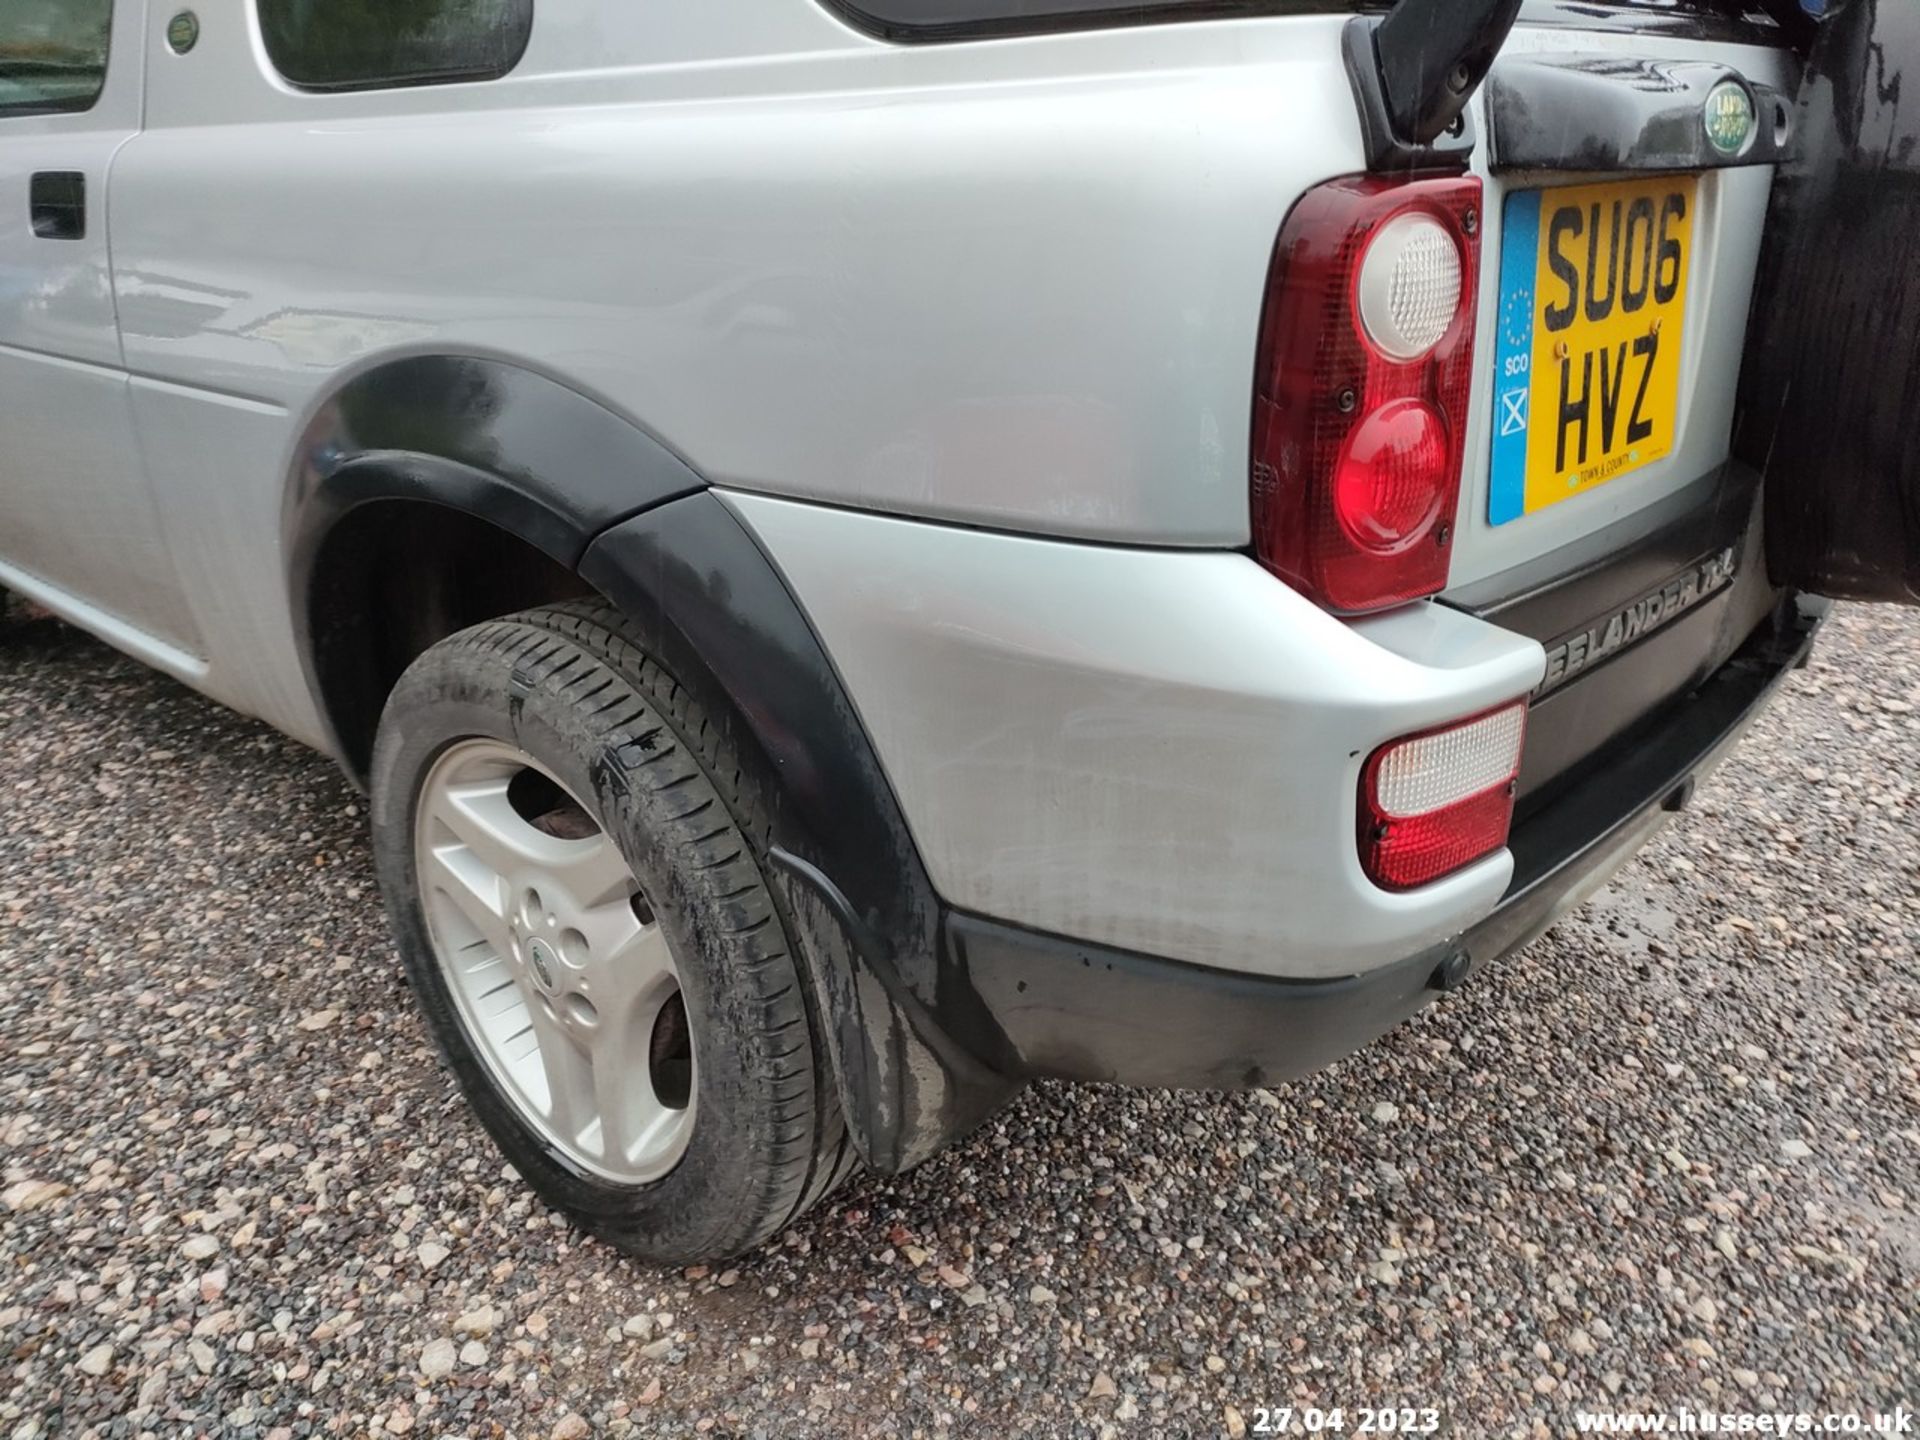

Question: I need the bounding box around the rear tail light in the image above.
[1252,175,1482,614]
[1360,701,1527,891]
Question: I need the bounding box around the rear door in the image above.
[0,0,199,650]
[1329,2,1804,805]
[1735,0,1920,605]
[1444,8,1799,596]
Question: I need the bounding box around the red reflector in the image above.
[1360,702,1527,891]
[1251,175,1482,614]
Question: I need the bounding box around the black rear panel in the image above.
[1444,461,1783,815]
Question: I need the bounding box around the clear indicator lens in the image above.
[1356,212,1464,362]
[1371,703,1526,819]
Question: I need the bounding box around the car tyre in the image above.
[369,600,857,1263]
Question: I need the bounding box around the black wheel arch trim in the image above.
[284,354,705,777]
[580,496,1022,1174]
[283,353,707,572]
[281,355,1021,1171]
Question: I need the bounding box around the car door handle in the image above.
[29,172,86,241]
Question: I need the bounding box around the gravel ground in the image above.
[1,600,1915,1440]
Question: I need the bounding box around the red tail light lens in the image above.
[1252,175,1482,614]
[1360,701,1527,891]
[1333,398,1449,551]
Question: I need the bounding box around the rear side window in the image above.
[259,0,533,92]
[824,0,1787,43]
[0,0,111,117]
[823,0,1340,40]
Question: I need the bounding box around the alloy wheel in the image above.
[413,738,695,1184]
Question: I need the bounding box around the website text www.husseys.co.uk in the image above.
[1575,1408,1912,1434]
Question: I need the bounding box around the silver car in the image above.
[1,0,1912,1261]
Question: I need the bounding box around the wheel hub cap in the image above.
[525,937,559,993]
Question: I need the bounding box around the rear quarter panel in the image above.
[111,0,1367,564]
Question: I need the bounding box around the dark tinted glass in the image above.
[259,0,533,91]
[821,0,1347,38]
[822,0,1782,41]
[0,0,111,116]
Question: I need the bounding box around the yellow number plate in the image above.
[1488,175,1697,524]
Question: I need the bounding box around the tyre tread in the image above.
[498,598,857,1257]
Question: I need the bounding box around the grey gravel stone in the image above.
[453,1304,498,1337]
[2,601,1914,1437]
[420,1336,458,1380]
[1,1180,68,1213]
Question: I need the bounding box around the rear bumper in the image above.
[948,594,1825,1090]
[725,489,1548,983]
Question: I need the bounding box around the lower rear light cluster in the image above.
[1251,175,1483,614]
[1360,702,1527,891]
